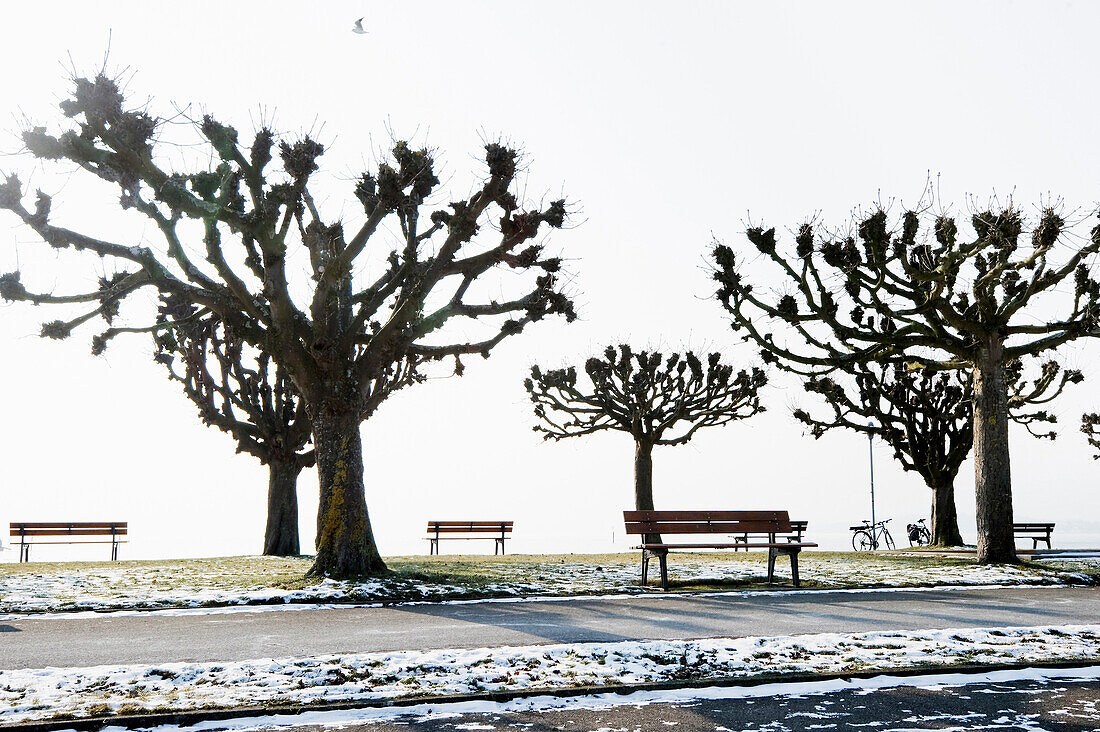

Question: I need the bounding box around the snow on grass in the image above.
[2,625,1099,724]
[0,553,1093,615]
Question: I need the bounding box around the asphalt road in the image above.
[1,586,1098,669]
[287,674,1100,732]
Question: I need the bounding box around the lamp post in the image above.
[868,421,877,549]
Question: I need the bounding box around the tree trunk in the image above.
[307,406,387,577]
[634,438,662,544]
[929,478,965,547]
[634,439,656,511]
[263,458,303,556]
[972,337,1018,564]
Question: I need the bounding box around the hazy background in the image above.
[2,1,1099,562]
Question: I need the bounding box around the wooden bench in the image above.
[1014,522,1054,549]
[9,522,127,563]
[426,521,513,555]
[624,510,818,590]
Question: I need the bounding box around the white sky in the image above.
[2,1,1100,562]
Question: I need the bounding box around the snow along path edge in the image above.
[7,663,1100,732]
[2,625,1100,726]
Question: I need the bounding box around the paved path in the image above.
[286,674,1100,732]
[1,586,1097,669]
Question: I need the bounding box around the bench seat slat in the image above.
[425,527,514,533]
[427,521,512,527]
[624,511,787,522]
[10,528,128,537]
[636,542,818,550]
[11,522,126,531]
[10,522,127,528]
[8,537,127,541]
[625,521,793,534]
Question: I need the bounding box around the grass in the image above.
[1,551,1096,614]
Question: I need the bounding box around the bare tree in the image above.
[0,73,576,577]
[794,360,1080,546]
[525,345,766,521]
[712,200,1100,563]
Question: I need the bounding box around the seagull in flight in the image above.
[352,17,368,34]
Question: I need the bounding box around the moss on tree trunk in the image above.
[307,407,387,578]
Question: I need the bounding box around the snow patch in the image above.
[2,625,1099,724]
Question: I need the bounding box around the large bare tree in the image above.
[0,73,576,577]
[525,345,766,518]
[794,360,1080,546]
[712,201,1100,563]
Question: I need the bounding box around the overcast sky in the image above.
[2,1,1099,561]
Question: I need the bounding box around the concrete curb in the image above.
[4,658,1099,732]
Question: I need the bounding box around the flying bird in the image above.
[352,18,368,34]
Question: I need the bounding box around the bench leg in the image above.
[789,550,801,588]
[640,552,649,586]
[19,543,28,563]
[658,552,669,591]
[111,541,119,561]
[767,548,777,583]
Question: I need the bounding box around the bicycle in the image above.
[850,519,895,551]
[906,519,931,547]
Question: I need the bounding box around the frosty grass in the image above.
[0,553,1095,614]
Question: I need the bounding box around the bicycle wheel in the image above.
[852,530,874,551]
[882,528,895,550]
[918,527,931,546]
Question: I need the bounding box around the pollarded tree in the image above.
[794,360,1080,547]
[0,73,576,578]
[712,200,1100,563]
[525,345,766,515]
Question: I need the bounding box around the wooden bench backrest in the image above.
[624,511,792,535]
[1013,523,1054,532]
[10,522,127,537]
[426,521,513,534]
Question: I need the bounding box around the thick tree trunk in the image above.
[634,439,662,544]
[929,479,965,547]
[634,439,656,511]
[307,406,387,577]
[973,337,1018,564]
[263,458,303,556]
